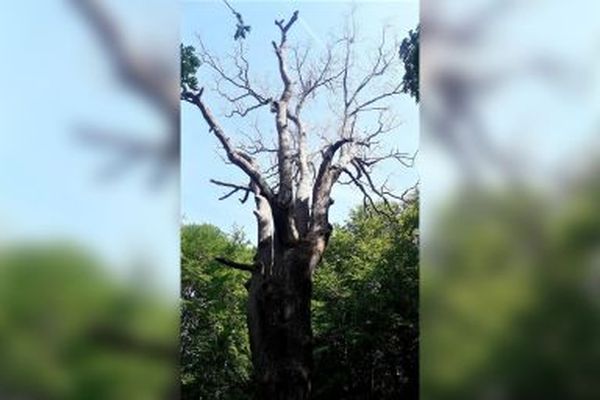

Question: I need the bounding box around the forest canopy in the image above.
[180,199,419,399]
[0,246,176,399]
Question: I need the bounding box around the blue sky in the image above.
[419,0,600,236]
[0,0,180,295]
[181,0,420,240]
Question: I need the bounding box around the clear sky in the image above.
[181,0,420,241]
[0,0,180,295]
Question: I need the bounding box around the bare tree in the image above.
[181,10,416,399]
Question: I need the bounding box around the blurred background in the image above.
[0,0,179,398]
[421,0,600,398]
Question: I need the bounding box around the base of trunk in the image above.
[247,247,314,400]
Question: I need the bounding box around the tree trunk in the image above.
[246,240,316,400]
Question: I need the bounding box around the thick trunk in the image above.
[247,242,315,400]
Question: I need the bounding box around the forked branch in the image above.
[183,89,274,201]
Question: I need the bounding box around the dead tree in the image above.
[182,10,415,399]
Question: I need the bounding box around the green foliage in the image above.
[312,200,420,399]
[422,180,600,399]
[0,245,175,399]
[400,26,420,102]
[180,224,254,400]
[180,204,419,399]
[181,44,200,92]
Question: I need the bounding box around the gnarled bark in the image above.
[247,243,315,400]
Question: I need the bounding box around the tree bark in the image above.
[247,238,321,400]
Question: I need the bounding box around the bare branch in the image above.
[210,179,252,202]
[183,89,274,201]
[215,257,256,273]
[346,26,395,107]
[274,11,299,41]
[349,83,403,117]
[272,10,299,102]
[196,38,271,117]
[271,11,300,208]
[310,138,352,232]
[339,157,418,217]
[341,167,381,212]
